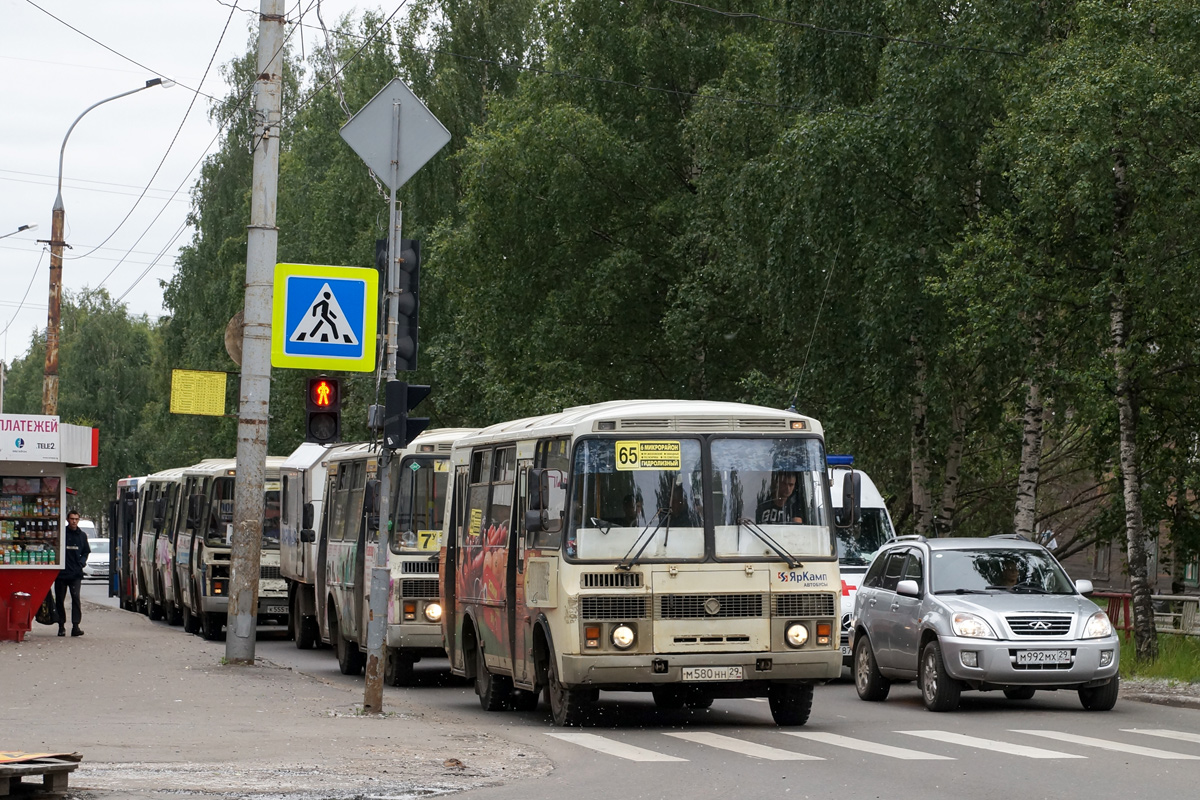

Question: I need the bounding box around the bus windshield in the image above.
[569,438,705,561]
[391,457,448,552]
[205,477,283,549]
[710,437,831,559]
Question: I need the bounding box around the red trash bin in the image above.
[7,591,33,642]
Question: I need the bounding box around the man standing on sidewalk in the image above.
[55,510,90,637]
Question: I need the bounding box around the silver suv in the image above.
[851,535,1120,712]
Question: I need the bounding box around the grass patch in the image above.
[1119,634,1200,683]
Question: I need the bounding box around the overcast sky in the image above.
[0,0,377,365]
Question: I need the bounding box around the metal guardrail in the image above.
[1093,591,1200,639]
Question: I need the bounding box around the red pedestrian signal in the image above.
[305,376,341,444]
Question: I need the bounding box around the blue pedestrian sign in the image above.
[271,263,378,372]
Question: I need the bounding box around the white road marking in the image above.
[545,733,687,762]
[783,731,953,760]
[665,732,823,761]
[900,730,1086,759]
[1123,729,1200,745]
[1012,730,1200,760]
[744,698,769,703]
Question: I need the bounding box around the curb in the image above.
[1122,691,1200,710]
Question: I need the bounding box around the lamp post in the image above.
[41,78,173,416]
[1,224,38,240]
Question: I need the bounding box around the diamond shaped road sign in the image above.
[339,78,451,191]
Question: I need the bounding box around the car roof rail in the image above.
[988,533,1029,541]
[891,534,927,543]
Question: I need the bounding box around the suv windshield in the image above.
[931,547,1075,594]
[569,438,704,561]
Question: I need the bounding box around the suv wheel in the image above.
[919,640,961,712]
[1078,676,1119,711]
[854,635,891,701]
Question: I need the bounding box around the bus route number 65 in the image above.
[617,442,640,468]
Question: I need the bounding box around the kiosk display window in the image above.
[0,475,61,565]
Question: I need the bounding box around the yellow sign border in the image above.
[271,263,379,372]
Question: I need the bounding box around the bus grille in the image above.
[402,560,439,574]
[581,596,649,620]
[773,593,836,617]
[401,578,439,599]
[581,572,643,589]
[260,565,281,580]
[658,593,764,619]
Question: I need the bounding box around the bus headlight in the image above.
[785,622,809,648]
[611,624,636,650]
[424,602,443,623]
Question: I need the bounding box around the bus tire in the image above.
[148,601,164,621]
[684,693,714,710]
[510,688,539,712]
[768,683,814,726]
[292,592,317,650]
[200,611,223,641]
[166,601,183,626]
[476,646,513,711]
[652,687,686,709]
[386,649,416,686]
[546,647,589,727]
[182,602,200,634]
[332,610,364,676]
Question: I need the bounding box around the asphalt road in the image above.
[83,584,1200,800]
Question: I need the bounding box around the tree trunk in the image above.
[1013,379,1044,539]
[1111,291,1155,661]
[910,339,934,537]
[935,401,966,536]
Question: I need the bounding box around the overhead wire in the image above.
[0,248,48,340]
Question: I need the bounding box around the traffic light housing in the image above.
[396,238,420,371]
[383,380,430,450]
[305,375,341,444]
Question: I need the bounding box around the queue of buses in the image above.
[111,399,894,727]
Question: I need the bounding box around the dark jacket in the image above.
[60,526,91,580]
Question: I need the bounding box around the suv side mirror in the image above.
[896,579,921,597]
[1075,579,1094,596]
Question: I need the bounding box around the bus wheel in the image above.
[546,648,589,726]
[292,592,317,650]
[200,611,223,641]
[510,688,539,712]
[182,602,200,634]
[166,602,183,626]
[148,601,164,621]
[768,683,814,726]
[476,647,513,711]
[652,687,685,709]
[684,693,714,710]
[386,649,415,686]
[333,612,365,675]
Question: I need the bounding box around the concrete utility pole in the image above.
[227,0,286,664]
[362,102,405,713]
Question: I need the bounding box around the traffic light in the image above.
[396,238,420,371]
[383,380,430,450]
[305,375,342,444]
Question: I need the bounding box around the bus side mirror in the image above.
[840,470,861,527]
[153,497,166,526]
[525,509,547,533]
[528,469,546,511]
[187,495,203,528]
[302,502,315,530]
[300,529,316,543]
[364,480,380,515]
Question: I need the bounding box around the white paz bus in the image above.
[440,400,860,726]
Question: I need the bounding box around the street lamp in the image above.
[41,77,173,416]
[1,224,38,240]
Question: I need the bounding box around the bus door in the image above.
[509,460,533,685]
[315,468,333,642]
[481,447,515,672]
[443,465,469,672]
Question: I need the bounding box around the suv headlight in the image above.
[1082,610,1113,639]
[952,612,997,639]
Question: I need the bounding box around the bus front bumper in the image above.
[559,650,841,689]
[386,622,443,653]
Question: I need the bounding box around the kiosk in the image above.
[0,414,98,642]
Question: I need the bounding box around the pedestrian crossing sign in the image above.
[271,263,378,371]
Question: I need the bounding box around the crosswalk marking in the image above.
[1124,729,1200,745]
[1012,730,1200,760]
[665,732,822,761]
[544,733,687,762]
[900,730,1085,759]
[783,731,953,760]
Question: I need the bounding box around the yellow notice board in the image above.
[170,370,227,416]
[615,440,681,470]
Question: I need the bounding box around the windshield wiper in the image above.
[935,588,991,595]
[737,518,802,570]
[617,509,668,571]
[987,582,1049,594]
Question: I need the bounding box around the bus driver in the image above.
[757,471,804,525]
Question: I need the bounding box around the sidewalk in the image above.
[0,594,550,799]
